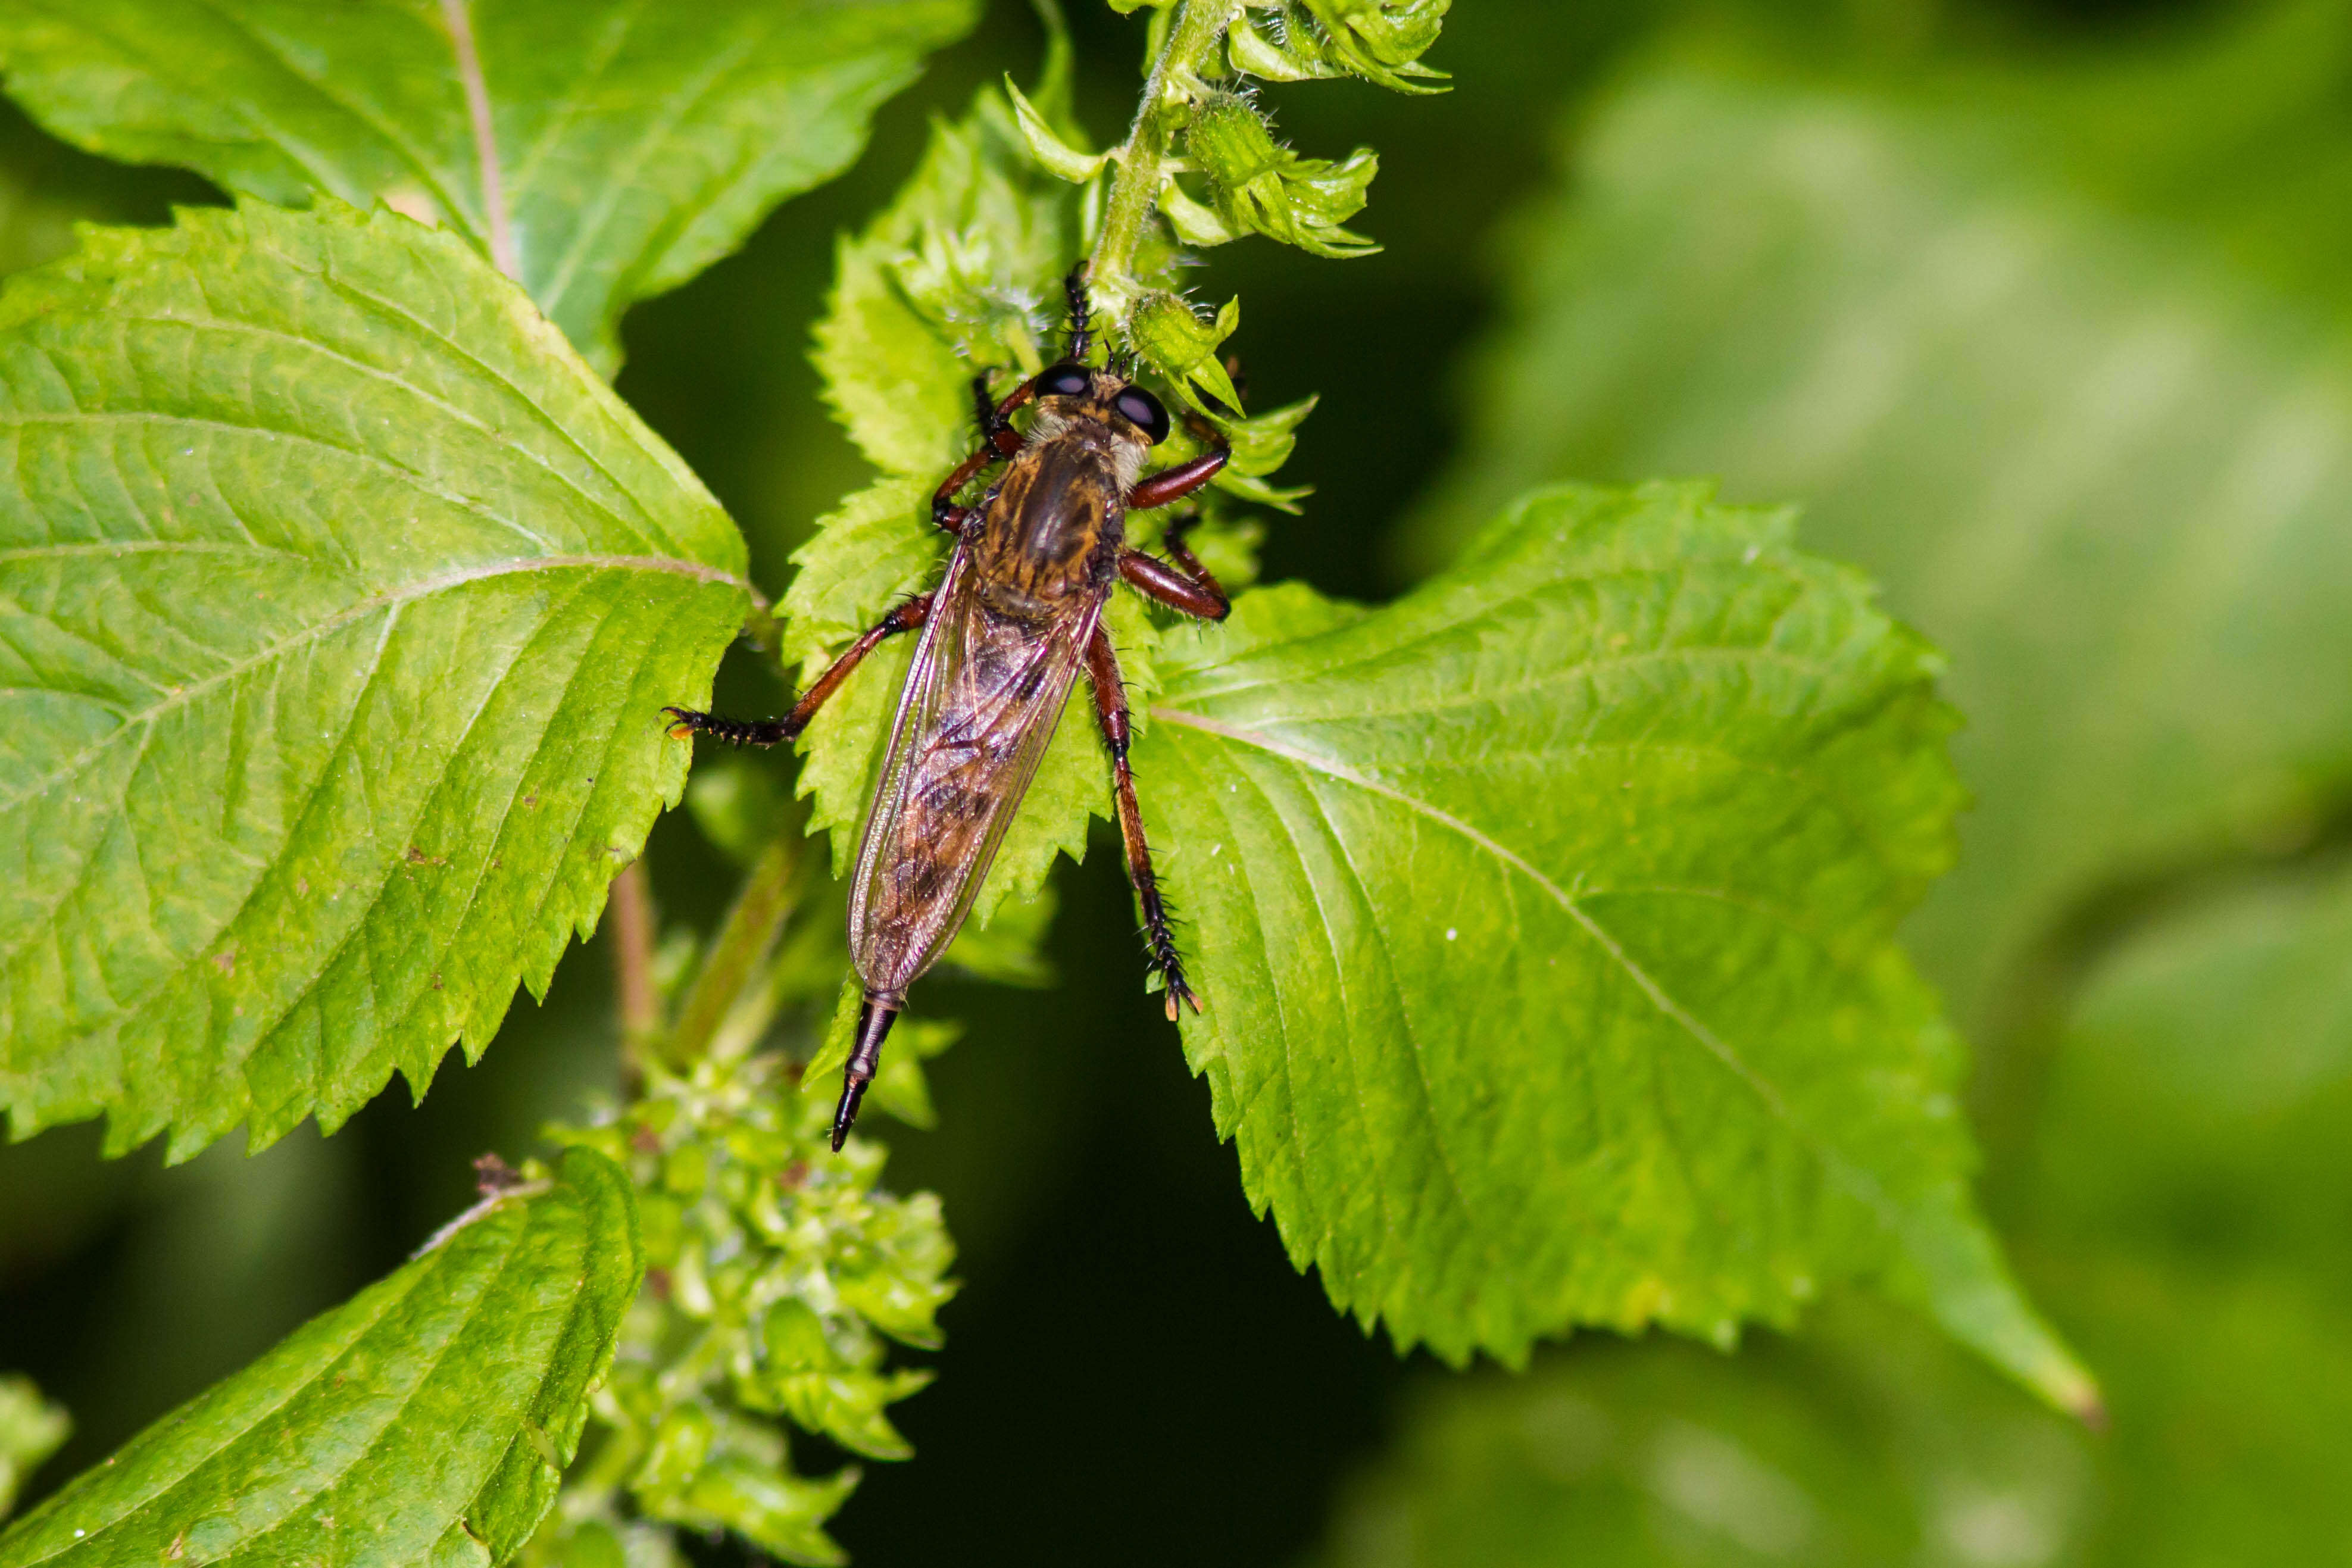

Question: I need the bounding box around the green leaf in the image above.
[0,1379,68,1523]
[811,92,1073,479]
[1408,39,2352,1033]
[1226,10,1350,85]
[1139,481,2089,1411]
[938,883,1058,988]
[1129,290,1245,416]
[2035,861,2352,1282]
[1186,95,1380,259]
[1311,1262,2352,1567]
[1295,0,1451,94]
[0,1146,640,1568]
[1003,76,1114,184]
[1309,835,2352,1563]
[1308,1298,2089,1568]
[0,0,979,374]
[2013,857,2352,1550]
[0,201,749,1160]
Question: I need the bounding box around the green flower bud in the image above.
[1187,94,1379,260]
[1132,289,1246,415]
[1230,1,1450,94]
[1301,0,1451,93]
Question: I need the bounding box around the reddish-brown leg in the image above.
[664,595,932,747]
[1087,626,1198,1018]
[932,374,1037,533]
[1126,443,1228,511]
[1121,514,1230,621]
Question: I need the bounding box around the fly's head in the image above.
[1027,360,1171,472]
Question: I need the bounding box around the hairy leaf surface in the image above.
[1411,34,2352,1031]
[1140,482,2088,1410]
[0,0,978,373]
[0,201,748,1158]
[0,1147,640,1568]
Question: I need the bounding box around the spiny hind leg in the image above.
[1085,626,1198,1018]
[664,594,932,747]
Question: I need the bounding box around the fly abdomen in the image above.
[833,992,900,1151]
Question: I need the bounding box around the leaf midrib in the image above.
[532,16,768,319]
[0,551,745,819]
[1151,704,1918,1254]
[436,0,516,279]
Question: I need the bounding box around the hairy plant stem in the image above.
[610,859,660,1079]
[1089,0,1243,320]
[660,833,803,1067]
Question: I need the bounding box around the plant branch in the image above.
[661,833,803,1067]
[1089,0,1244,320]
[610,859,661,1075]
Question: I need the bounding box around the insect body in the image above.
[665,265,1232,1149]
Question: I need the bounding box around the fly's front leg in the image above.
[1125,442,1228,513]
[1086,626,1200,1019]
[664,595,932,747]
[932,373,1036,533]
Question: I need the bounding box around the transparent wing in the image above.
[848,545,1105,998]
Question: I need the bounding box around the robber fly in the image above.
[664,264,1232,1150]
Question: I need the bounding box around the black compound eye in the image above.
[1114,386,1170,445]
[1036,363,1094,398]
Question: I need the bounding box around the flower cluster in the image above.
[530,1051,953,1568]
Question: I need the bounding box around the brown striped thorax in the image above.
[964,363,1165,616]
[663,261,1233,1151]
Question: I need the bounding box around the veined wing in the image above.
[848,545,1105,999]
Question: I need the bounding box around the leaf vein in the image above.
[1154,705,1916,1246]
[0,554,743,819]
[4,408,555,556]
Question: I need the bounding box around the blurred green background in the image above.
[10,0,2352,1560]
